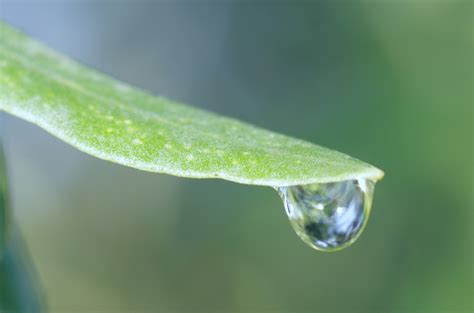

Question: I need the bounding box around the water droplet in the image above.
[276,179,375,252]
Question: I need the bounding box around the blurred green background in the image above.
[1,1,472,312]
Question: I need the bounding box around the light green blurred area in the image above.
[1,1,472,312]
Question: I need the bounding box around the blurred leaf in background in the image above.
[0,144,44,312]
[0,1,472,313]
[0,229,45,312]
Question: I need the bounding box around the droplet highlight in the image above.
[276,179,375,252]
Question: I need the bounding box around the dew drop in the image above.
[276,179,375,252]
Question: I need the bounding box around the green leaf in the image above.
[0,227,45,312]
[1,120,44,312]
[0,21,383,187]
[0,143,8,259]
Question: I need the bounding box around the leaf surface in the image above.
[0,22,383,186]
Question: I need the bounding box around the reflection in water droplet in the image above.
[276,179,375,252]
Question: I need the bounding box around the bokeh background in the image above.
[1,1,473,312]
